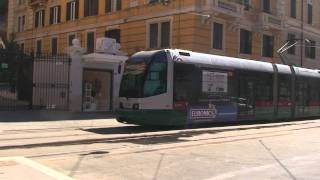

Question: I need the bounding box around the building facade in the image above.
[0,0,8,41]
[7,0,320,68]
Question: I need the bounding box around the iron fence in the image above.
[0,50,71,111]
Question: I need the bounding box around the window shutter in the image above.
[58,6,61,23]
[66,2,71,21]
[52,38,58,55]
[22,16,25,31]
[149,23,158,48]
[213,23,223,50]
[93,0,98,15]
[161,22,170,48]
[87,32,95,53]
[75,0,79,19]
[116,0,122,11]
[84,0,89,16]
[35,12,39,27]
[42,10,45,26]
[105,0,111,13]
[50,7,53,24]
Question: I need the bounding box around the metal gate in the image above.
[32,54,71,110]
[0,50,33,110]
[0,50,70,111]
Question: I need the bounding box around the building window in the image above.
[307,2,312,24]
[50,6,61,25]
[105,29,120,43]
[17,0,26,5]
[262,34,274,58]
[243,0,250,10]
[287,33,296,55]
[87,32,95,53]
[105,0,122,13]
[240,29,252,54]
[305,40,316,59]
[148,21,170,49]
[35,10,45,28]
[290,0,296,18]
[84,0,98,17]
[36,40,42,55]
[66,0,79,21]
[51,38,58,55]
[212,22,223,50]
[20,43,24,52]
[68,34,76,46]
[262,0,270,13]
[17,15,25,32]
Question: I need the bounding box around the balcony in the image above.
[212,0,243,18]
[260,12,283,31]
[28,0,48,8]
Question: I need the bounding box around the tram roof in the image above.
[166,49,320,78]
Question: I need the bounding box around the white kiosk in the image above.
[68,38,128,112]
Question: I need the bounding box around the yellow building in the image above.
[7,0,320,68]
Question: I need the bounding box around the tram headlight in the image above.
[132,103,139,110]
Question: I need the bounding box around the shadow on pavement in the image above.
[83,120,316,145]
[84,126,180,135]
[0,111,115,122]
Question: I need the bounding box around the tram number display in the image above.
[202,71,228,93]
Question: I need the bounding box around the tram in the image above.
[116,49,320,126]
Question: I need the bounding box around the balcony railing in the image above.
[28,0,48,7]
[212,0,243,18]
[260,12,283,30]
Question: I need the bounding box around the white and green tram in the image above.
[116,49,320,126]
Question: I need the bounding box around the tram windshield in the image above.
[119,51,167,98]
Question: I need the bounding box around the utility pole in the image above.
[300,0,304,67]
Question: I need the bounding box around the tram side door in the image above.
[296,78,309,118]
[238,74,255,120]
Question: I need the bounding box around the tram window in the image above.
[238,71,273,106]
[295,78,304,106]
[143,53,167,97]
[173,63,201,104]
[255,73,273,101]
[278,74,291,101]
[308,78,319,106]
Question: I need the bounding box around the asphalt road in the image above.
[0,119,320,180]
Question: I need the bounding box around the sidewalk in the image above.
[0,111,115,122]
[0,157,73,180]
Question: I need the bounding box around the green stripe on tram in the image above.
[117,110,187,126]
[254,107,274,120]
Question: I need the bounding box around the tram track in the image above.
[0,122,319,152]
[26,131,294,159]
[26,124,320,160]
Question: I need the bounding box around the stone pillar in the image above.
[68,39,85,112]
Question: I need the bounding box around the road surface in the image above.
[0,119,319,180]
